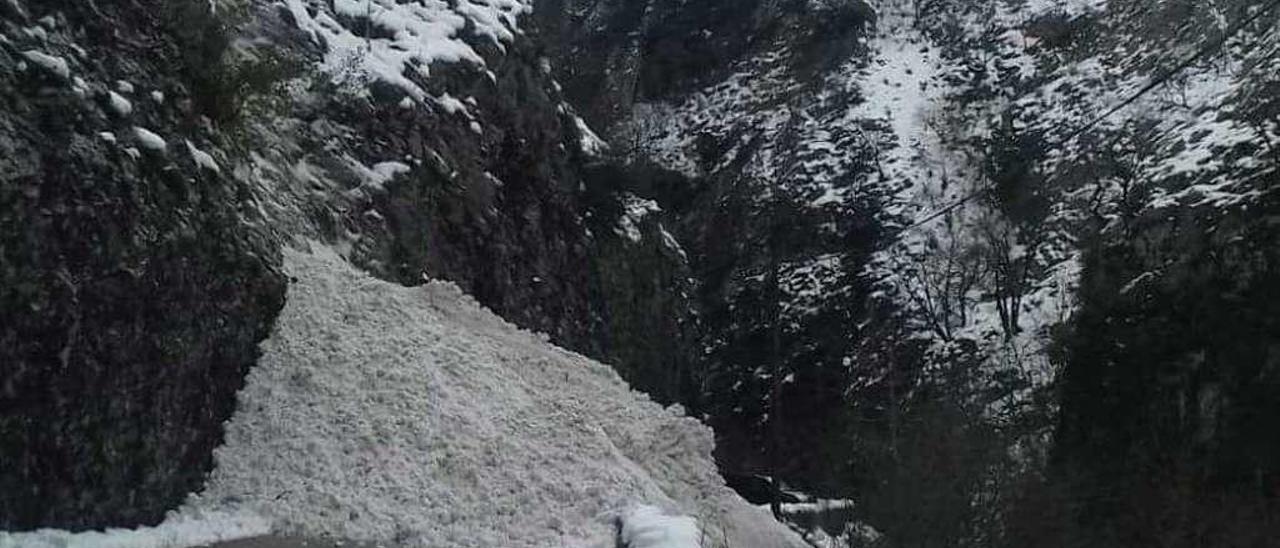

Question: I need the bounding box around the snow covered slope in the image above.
[178,246,804,548]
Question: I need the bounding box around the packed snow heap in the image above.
[194,246,803,547]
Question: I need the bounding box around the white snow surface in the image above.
[0,509,269,548]
[185,246,806,548]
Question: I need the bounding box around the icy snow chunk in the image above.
[150,90,165,103]
[106,91,133,116]
[621,505,701,548]
[132,127,166,151]
[115,80,134,94]
[0,509,269,548]
[97,131,116,143]
[20,50,69,79]
[185,140,220,173]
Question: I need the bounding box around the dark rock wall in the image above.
[0,0,286,530]
[313,34,605,353]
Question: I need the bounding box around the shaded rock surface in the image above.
[0,0,286,530]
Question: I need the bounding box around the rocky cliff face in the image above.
[0,0,287,529]
[536,0,890,491]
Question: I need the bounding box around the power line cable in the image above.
[1055,0,1280,146]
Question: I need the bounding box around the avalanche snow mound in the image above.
[187,246,805,548]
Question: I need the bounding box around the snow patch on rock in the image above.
[574,114,609,157]
[20,49,69,79]
[133,127,166,151]
[107,90,133,117]
[186,140,221,173]
[284,0,531,101]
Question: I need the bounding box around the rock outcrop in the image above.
[0,0,286,529]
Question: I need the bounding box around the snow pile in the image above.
[0,510,269,548]
[283,0,531,101]
[185,246,806,548]
[620,505,700,548]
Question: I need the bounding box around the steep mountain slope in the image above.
[545,0,1280,544]
[537,0,891,491]
[0,0,695,531]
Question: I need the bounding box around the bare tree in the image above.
[976,212,1044,341]
[894,214,985,341]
